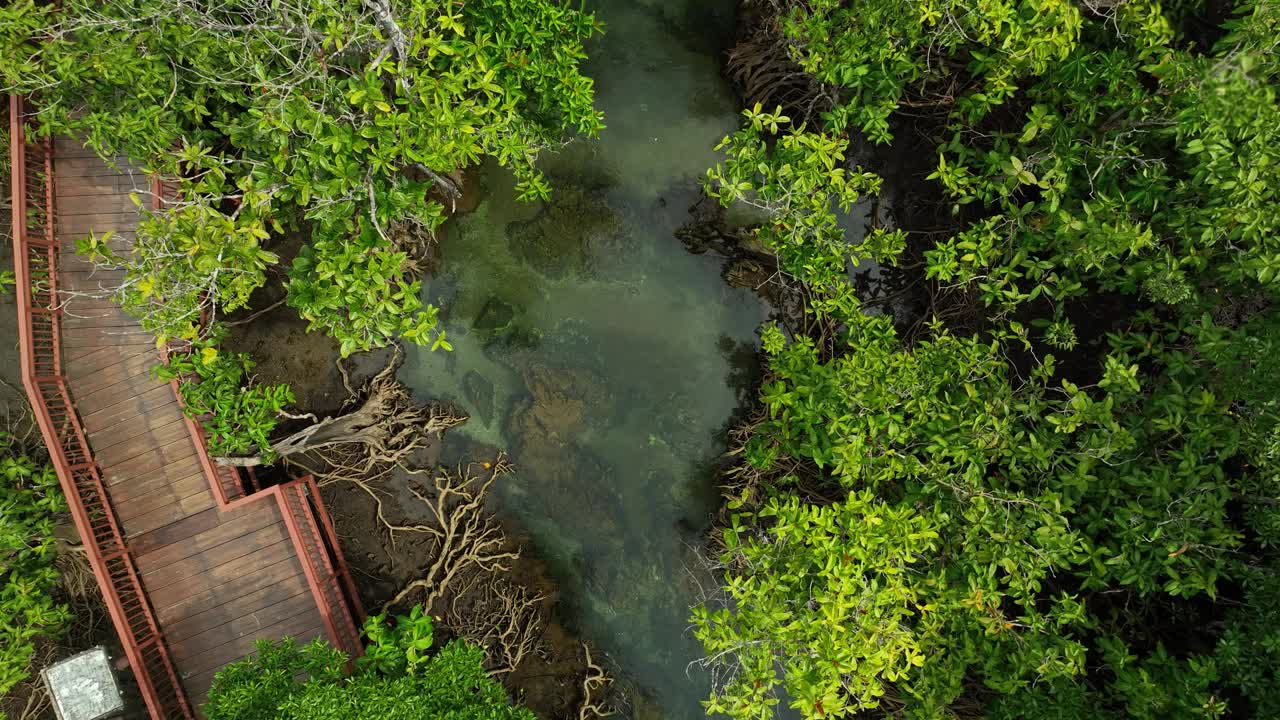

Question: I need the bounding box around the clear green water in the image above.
[399,1,765,717]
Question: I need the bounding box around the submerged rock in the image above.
[725,258,767,289]
[506,182,624,278]
[462,370,495,426]
[474,296,516,332]
[503,364,624,539]
[505,365,612,451]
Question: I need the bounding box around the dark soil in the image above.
[221,231,352,418]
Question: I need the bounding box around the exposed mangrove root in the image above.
[446,572,547,677]
[717,414,837,526]
[216,347,466,472]
[577,644,614,720]
[373,456,561,676]
[726,15,832,125]
[381,457,521,611]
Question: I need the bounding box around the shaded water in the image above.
[398,1,766,717]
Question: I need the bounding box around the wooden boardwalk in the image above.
[11,97,362,719]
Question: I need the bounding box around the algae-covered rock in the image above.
[502,364,623,539]
[506,182,624,278]
[474,296,516,332]
[462,370,495,426]
[505,365,612,452]
[508,370,588,447]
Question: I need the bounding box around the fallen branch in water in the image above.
[215,347,465,471]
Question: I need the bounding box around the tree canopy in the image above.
[695,1,1280,718]
[1,0,601,353]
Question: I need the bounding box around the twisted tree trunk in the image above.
[214,349,463,468]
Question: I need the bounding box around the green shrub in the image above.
[153,327,294,459]
[697,1,1280,718]
[0,431,69,695]
[204,607,534,720]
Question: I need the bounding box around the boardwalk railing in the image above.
[279,476,365,655]
[9,95,195,720]
[151,173,366,659]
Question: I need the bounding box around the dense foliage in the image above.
[697,1,1280,719]
[0,430,68,695]
[153,329,294,458]
[205,607,535,720]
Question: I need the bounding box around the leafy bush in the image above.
[154,327,294,458]
[287,219,451,357]
[705,105,903,312]
[0,431,69,695]
[696,1,1280,719]
[205,607,534,720]
[778,0,1083,142]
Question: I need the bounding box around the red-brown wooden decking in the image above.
[10,97,363,718]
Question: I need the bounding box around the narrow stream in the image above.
[398,1,764,717]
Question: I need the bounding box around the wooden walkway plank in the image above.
[40,135,357,718]
[70,368,169,416]
[152,554,311,626]
[149,548,309,623]
[78,382,177,430]
[62,337,157,364]
[87,413,189,455]
[51,155,139,177]
[107,459,206,499]
[119,490,216,537]
[57,192,142,215]
[94,424,196,472]
[56,176,143,198]
[57,214,145,235]
[134,504,282,572]
[146,535,296,600]
[65,346,157,380]
[176,613,323,677]
[164,584,313,645]
[115,473,213,524]
[110,466,208,505]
